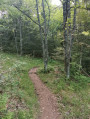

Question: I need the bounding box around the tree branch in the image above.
[13,4,44,31]
[45,0,50,34]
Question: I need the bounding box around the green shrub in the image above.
[38,65,54,73]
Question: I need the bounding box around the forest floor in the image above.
[0,52,90,119]
[29,68,62,119]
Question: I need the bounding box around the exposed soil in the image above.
[6,96,28,112]
[29,68,61,119]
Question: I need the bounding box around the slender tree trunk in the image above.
[67,0,72,78]
[71,0,78,49]
[15,0,49,71]
[14,24,18,54]
[0,38,3,51]
[36,0,49,72]
[42,0,48,72]
[19,17,23,56]
[63,0,69,78]
[63,0,78,78]
[14,32,18,55]
[63,0,71,78]
[79,45,83,70]
[36,0,45,70]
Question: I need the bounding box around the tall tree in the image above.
[42,0,49,72]
[19,17,23,55]
[63,0,78,78]
[13,0,50,72]
[63,0,71,78]
[36,0,45,71]
[35,0,50,72]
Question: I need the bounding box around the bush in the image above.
[38,66,54,73]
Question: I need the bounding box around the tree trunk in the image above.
[14,24,18,54]
[0,38,3,51]
[36,0,45,71]
[42,0,48,72]
[63,0,71,78]
[36,0,48,72]
[71,0,78,49]
[63,0,78,78]
[19,17,23,56]
[79,45,83,70]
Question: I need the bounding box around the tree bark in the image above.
[63,0,71,78]
[63,0,78,78]
[71,0,78,48]
[36,0,45,71]
[14,23,18,54]
[19,17,23,56]
[36,0,49,72]
[15,0,49,72]
[42,0,48,72]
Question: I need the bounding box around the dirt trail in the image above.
[29,68,61,119]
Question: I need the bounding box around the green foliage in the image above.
[38,61,90,119]
[0,52,43,119]
[52,47,64,61]
[38,65,54,73]
[70,62,81,76]
[0,0,90,118]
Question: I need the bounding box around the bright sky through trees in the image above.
[51,0,61,6]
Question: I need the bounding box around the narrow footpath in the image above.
[29,68,61,119]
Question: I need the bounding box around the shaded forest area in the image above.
[0,0,90,75]
[0,0,90,76]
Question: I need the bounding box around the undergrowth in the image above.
[0,52,43,119]
[0,52,90,119]
[38,63,90,119]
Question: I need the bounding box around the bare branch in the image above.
[45,0,50,34]
[13,4,44,31]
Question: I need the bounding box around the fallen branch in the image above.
[81,68,90,77]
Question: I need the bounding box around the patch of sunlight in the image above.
[82,31,90,36]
